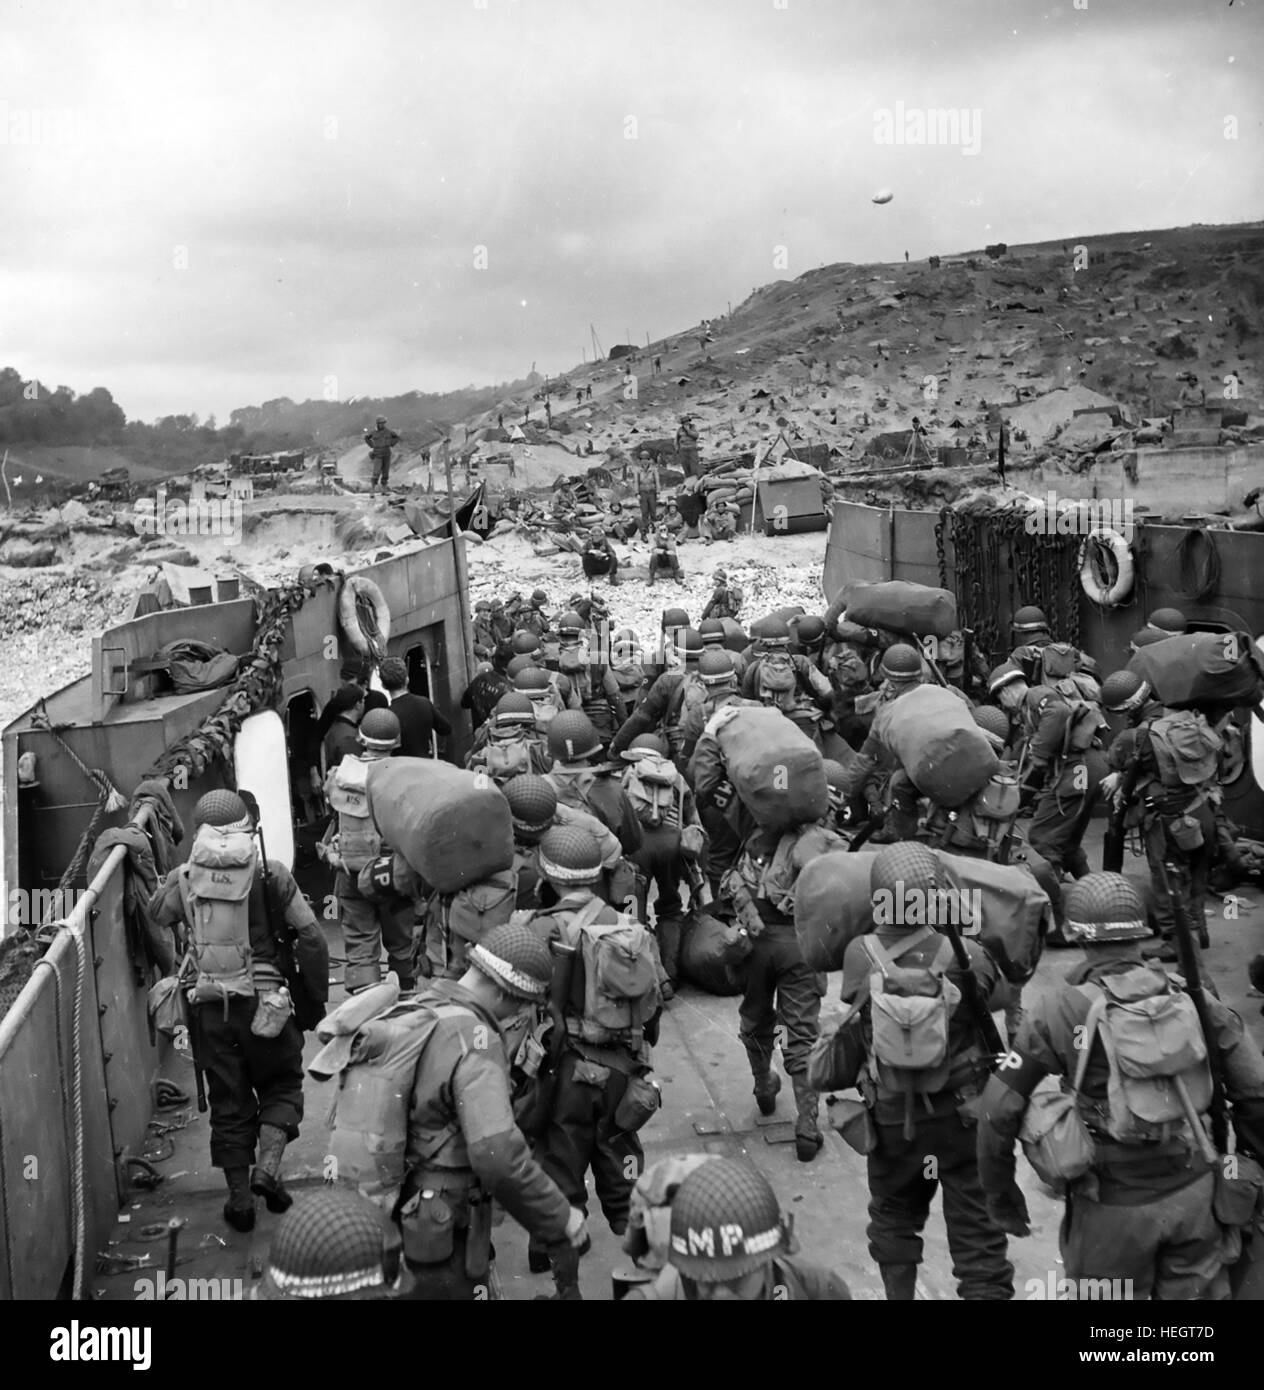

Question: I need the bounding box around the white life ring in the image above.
[1078,527,1134,607]
[339,575,391,655]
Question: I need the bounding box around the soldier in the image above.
[514,663,574,730]
[700,495,739,543]
[257,1187,414,1301]
[977,873,1264,1300]
[364,415,400,492]
[834,842,1013,1300]
[323,923,590,1298]
[581,525,622,586]
[554,608,626,741]
[608,627,706,764]
[740,616,834,745]
[619,732,707,990]
[459,660,510,733]
[624,1157,852,1300]
[789,614,829,671]
[472,600,498,661]
[545,709,643,857]
[527,828,663,1297]
[150,790,330,1232]
[700,568,744,623]
[1144,606,1188,636]
[502,773,622,911]
[609,626,653,714]
[648,522,685,586]
[675,415,701,475]
[698,618,747,680]
[517,590,553,638]
[629,450,659,533]
[465,691,551,782]
[322,708,415,994]
[1098,669,1220,959]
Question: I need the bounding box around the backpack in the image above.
[862,928,962,1139]
[1060,697,1105,757]
[327,755,382,871]
[623,753,681,830]
[566,897,661,1044]
[480,736,537,783]
[1147,710,1222,789]
[315,986,445,1208]
[180,824,258,1005]
[946,761,1022,860]
[1039,642,1083,683]
[1075,966,1213,1144]
[443,869,518,945]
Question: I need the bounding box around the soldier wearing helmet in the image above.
[465,692,551,784]
[1145,606,1187,636]
[1098,667,1219,961]
[832,842,1013,1301]
[149,790,330,1233]
[524,827,663,1298]
[580,524,621,587]
[502,773,621,910]
[608,626,652,711]
[608,628,707,764]
[740,616,834,746]
[619,732,707,991]
[471,601,499,662]
[364,416,401,493]
[699,493,740,544]
[1007,603,1051,683]
[624,1157,851,1301]
[545,709,643,857]
[349,920,590,1299]
[700,568,743,623]
[977,872,1264,1301]
[553,610,626,740]
[317,707,416,996]
[513,661,575,729]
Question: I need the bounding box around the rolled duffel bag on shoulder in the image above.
[366,758,514,894]
[838,581,958,639]
[678,912,752,996]
[705,705,829,833]
[1129,630,1264,710]
[793,851,878,971]
[875,684,1000,808]
[934,848,1052,984]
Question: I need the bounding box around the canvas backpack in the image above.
[1147,710,1222,790]
[945,760,1022,860]
[1074,966,1213,1145]
[480,735,537,784]
[180,824,258,1006]
[1039,642,1084,684]
[443,869,519,946]
[623,753,682,830]
[862,928,962,1139]
[327,755,382,871]
[564,897,661,1044]
[1059,696,1106,758]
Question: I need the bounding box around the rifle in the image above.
[1103,735,1144,873]
[1152,855,1229,1153]
[937,912,1006,1065]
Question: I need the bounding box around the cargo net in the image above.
[936,500,1082,667]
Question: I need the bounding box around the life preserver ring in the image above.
[339,575,391,656]
[1078,527,1134,607]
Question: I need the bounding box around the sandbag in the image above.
[935,849,1051,984]
[839,581,958,639]
[678,912,752,996]
[794,851,877,971]
[1129,630,1264,710]
[875,685,999,808]
[706,705,829,832]
[366,758,514,894]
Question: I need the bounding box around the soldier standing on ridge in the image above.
[365,416,401,493]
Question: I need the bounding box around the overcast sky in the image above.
[1,0,1260,423]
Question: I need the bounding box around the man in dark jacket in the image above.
[150,790,330,1233]
[365,416,401,491]
[580,525,621,585]
[380,656,452,758]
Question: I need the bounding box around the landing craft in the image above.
[871,188,893,204]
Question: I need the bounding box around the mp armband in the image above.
[992,1047,1047,1098]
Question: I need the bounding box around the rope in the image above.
[1173,529,1221,605]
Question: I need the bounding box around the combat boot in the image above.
[223,1167,255,1233]
[250,1123,293,1213]
[534,1244,584,1300]
[792,1076,823,1162]
[880,1263,918,1300]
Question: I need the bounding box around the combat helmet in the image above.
[358,708,402,751]
[698,618,727,647]
[468,921,554,1000]
[1011,605,1049,634]
[667,1158,793,1283]
[698,649,736,686]
[491,692,537,731]
[1100,669,1151,713]
[194,789,250,830]
[547,710,603,763]
[501,774,558,836]
[623,733,671,761]
[794,615,826,651]
[987,662,1026,699]
[259,1188,410,1301]
[1146,607,1187,634]
[879,643,923,684]
[511,631,542,656]
[536,825,604,885]
[870,841,941,927]
[971,704,1012,750]
[1062,873,1149,944]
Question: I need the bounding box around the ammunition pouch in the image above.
[397,1187,456,1266]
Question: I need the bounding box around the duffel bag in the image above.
[678,912,752,996]
[793,851,878,971]
[705,704,829,832]
[934,848,1051,984]
[838,580,958,639]
[367,758,514,894]
[875,684,999,808]
[720,618,748,652]
[1129,630,1264,710]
